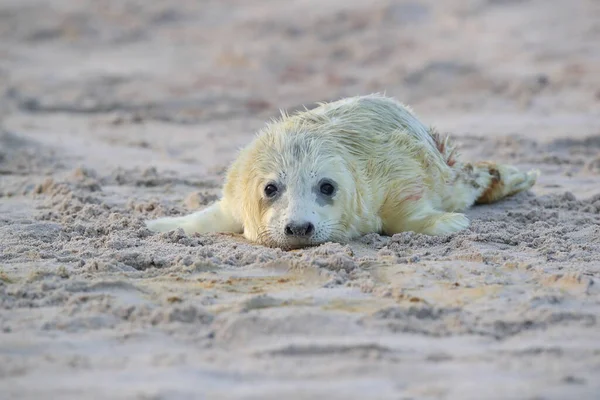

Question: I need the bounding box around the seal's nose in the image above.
[284,221,314,237]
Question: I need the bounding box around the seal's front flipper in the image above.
[145,201,242,235]
[382,198,470,236]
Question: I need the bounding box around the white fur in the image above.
[146,94,538,248]
[146,202,241,235]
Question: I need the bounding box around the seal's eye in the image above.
[264,184,278,198]
[320,182,335,196]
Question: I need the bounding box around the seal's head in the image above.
[235,129,358,249]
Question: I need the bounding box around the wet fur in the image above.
[146,94,539,248]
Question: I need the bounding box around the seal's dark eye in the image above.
[320,182,335,196]
[264,184,278,198]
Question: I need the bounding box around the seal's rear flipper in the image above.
[442,161,539,212]
[474,162,539,205]
[145,201,242,235]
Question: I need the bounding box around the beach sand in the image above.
[1,0,600,398]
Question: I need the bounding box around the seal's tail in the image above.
[429,128,458,167]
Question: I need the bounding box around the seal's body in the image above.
[147,95,538,249]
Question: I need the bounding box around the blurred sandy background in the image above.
[1,1,600,399]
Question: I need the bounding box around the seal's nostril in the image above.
[285,222,314,237]
[284,225,294,236]
[305,222,314,236]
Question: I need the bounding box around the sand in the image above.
[1,0,600,399]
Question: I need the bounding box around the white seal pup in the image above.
[146,94,538,249]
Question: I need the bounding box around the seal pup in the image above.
[146,94,538,249]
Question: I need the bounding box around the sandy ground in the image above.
[1,0,600,399]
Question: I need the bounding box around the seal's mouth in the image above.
[282,240,319,250]
[257,226,346,250]
[258,235,324,250]
[278,239,320,251]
